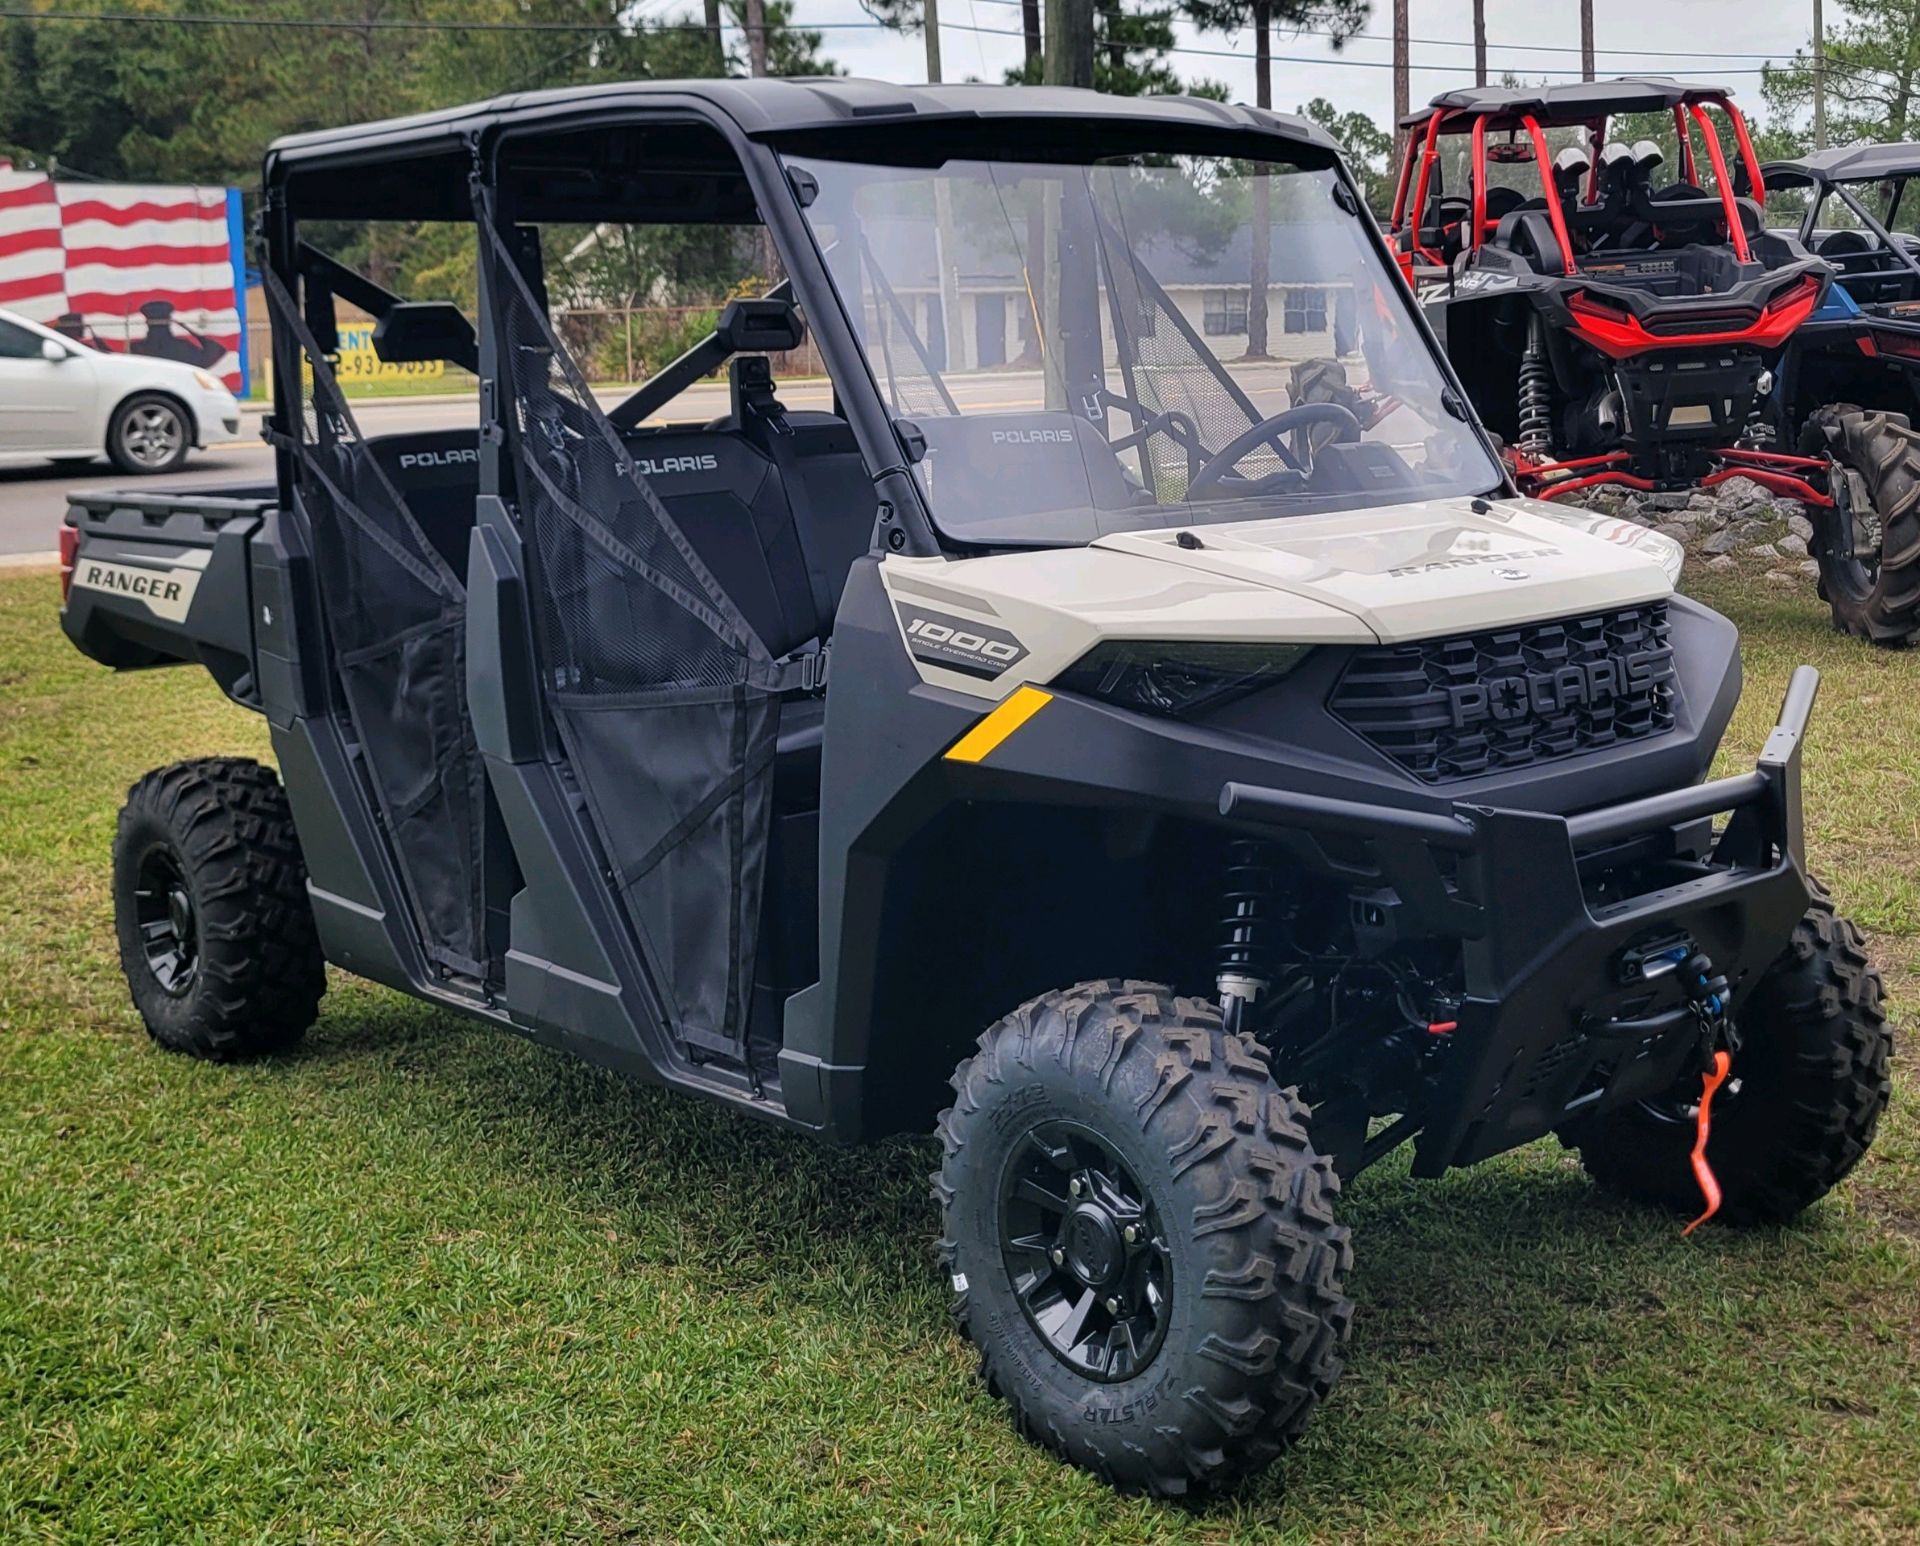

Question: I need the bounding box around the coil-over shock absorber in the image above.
[1217,840,1276,1037]
[1517,316,1553,461]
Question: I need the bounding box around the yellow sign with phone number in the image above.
[297,325,445,385]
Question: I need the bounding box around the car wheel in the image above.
[107,393,192,475]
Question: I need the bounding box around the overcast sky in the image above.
[788,0,1822,134]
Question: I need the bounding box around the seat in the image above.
[912,411,1139,520]
[1491,200,1567,272]
[1481,185,1526,234]
[617,425,818,661]
[727,357,877,637]
[363,428,482,576]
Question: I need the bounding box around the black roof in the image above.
[266,77,1337,168]
[1765,142,1920,185]
[1402,76,1736,130]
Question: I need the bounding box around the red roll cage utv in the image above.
[1389,78,1836,507]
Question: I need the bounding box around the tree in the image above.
[1298,95,1394,213]
[1764,0,1920,146]
[0,0,834,190]
[1181,0,1368,358]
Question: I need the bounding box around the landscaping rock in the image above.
[1748,542,1781,560]
[1765,569,1799,587]
[1702,527,1744,554]
[1708,554,1738,572]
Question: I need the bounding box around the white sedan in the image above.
[0,307,244,475]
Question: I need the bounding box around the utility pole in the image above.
[1015,0,1045,366]
[744,0,768,78]
[1392,0,1409,160]
[1580,0,1595,82]
[1041,0,1094,408]
[1813,0,1828,149]
[1246,0,1273,361]
[1045,0,1095,88]
[1473,0,1487,87]
[924,0,963,376]
[745,0,772,282]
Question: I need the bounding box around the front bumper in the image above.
[1220,666,1820,1175]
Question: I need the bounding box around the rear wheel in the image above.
[112,758,325,1059]
[934,981,1352,1495]
[1572,888,1890,1224]
[107,392,191,475]
[1801,405,1920,646]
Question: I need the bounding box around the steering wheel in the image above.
[1187,403,1363,499]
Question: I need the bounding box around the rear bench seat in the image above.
[363,420,876,807]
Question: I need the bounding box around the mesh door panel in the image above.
[267,273,488,976]
[482,217,781,1052]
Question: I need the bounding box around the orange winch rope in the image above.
[1681,1049,1734,1237]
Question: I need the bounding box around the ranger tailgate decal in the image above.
[70,557,200,624]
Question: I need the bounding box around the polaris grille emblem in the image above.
[1446,648,1676,728]
[1494,568,1529,580]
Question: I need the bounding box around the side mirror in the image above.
[41,338,70,363]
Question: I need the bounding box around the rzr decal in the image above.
[893,603,1029,680]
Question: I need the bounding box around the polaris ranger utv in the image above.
[1389,79,1837,507]
[60,80,1889,1497]
[1760,144,1920,645]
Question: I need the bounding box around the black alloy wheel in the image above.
[132,843,199,995]
[998,1120,1171,1382]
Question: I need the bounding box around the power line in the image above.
[933,16,1794,76]
[955,0,1809,63]
[0,4,1847,81]
[0,6,838,34]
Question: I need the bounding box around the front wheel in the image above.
[1572,888,1891,1224]
[934,981,1353,1495]
[107,392,191,475]
[1801,405,1920,646]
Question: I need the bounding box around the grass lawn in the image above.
[0,565,1914,1543]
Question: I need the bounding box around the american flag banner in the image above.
[0,163,247,394]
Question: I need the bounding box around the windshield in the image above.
[785,151,1500,546]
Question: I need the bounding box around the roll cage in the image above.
[1389,77,1768,279]
[1767,147,1920,286]
[251,79,1472,1141]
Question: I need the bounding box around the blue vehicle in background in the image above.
[1768,145,1920,645]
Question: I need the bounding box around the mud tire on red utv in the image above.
[934,982,1353,1496]
[1801,405,1920,647]
[1570,886,1891,1224]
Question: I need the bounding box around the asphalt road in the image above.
[0,362,1342,559]
[3,375,897,558]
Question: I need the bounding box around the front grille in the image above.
[1329,604,1678,783]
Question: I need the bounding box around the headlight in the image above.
[1054,641,1313,719]
[192,369,224,393]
